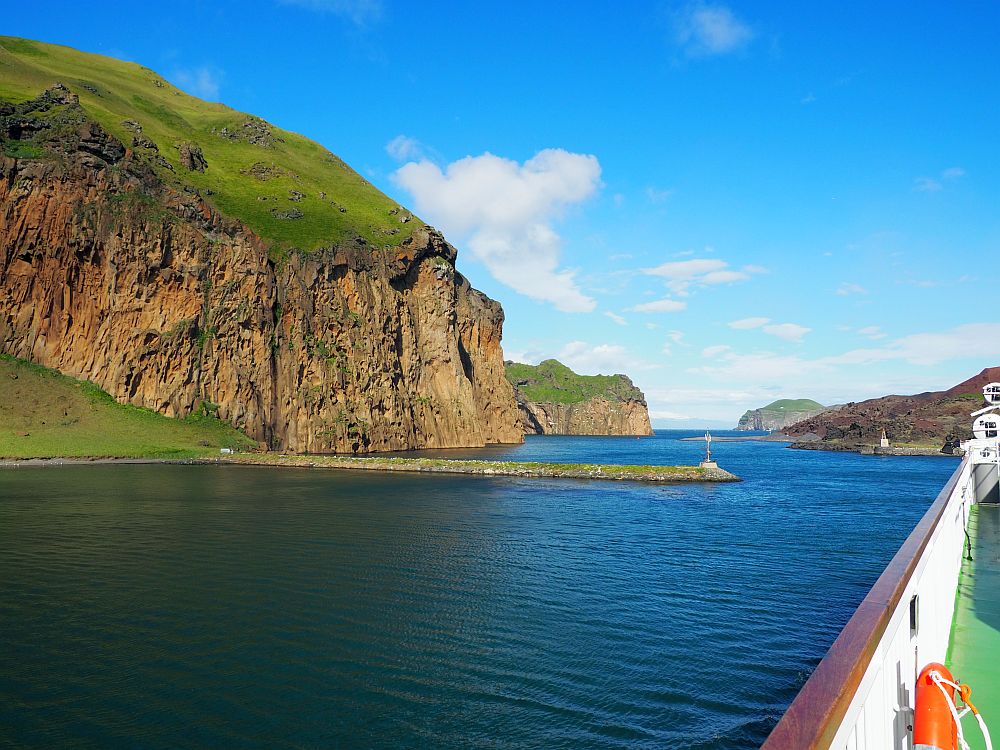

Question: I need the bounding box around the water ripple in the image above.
[0,434,956,748]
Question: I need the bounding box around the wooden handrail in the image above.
[761,459,966,749]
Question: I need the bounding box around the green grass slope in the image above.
[0,355,255,459]
[759,398,825,413]
[0,36,422,256]
[504,359,644,405]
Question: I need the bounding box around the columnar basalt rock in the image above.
[515,395,654,436]
[0,93,522,453]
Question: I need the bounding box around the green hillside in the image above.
[0,355,255,459]
[0,36,422,257]
[505,359,644,405]
[759,399,825,412]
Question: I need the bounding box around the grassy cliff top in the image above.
[0,36,422,255]
[0,355,255,459]
[757,398,825,412]
[505,359,645,405]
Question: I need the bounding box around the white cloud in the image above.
[666,330,686,345]
[696,323,1000,386]
[728,316,770,330]
[763,323,811,342]
[702,344,731,357]
[646,186,675,204]
[604,311,627,326]
[393,149,602,312]
[629,298,687,313]
[557,341,656,375]
[647,257,726,278]
[280,0,382,24]
[914,167,965,193]
[857,325,887,340]
[171,66,222,101]
[674,3,754,57]
[914,177,942,193]
[642,257,761,296]
[801,93,817,104]
[385,135,424,161]
[701,270,746,284]
[824,323,1000,367]
[837,282,867,296]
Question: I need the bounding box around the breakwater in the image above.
[213,454,740,482]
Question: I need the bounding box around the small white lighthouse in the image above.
[700,430,719,469]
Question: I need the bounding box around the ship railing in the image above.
[762,455,973,749]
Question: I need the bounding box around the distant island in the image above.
[504,360,654,436]
[735,399,827,431]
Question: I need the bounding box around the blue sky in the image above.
[10,1,1000,425]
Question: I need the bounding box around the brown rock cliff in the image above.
[0,90,522,452]
[516,395,654,436]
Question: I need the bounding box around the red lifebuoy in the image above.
[914,662,958,750]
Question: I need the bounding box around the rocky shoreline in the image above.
[788,442,958,458]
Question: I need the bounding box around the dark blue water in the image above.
[0,432,959,749]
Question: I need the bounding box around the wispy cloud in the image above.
[673,3,754,58]
[604,311,627,326]
[280,0,382,25]
[693,323,1000,387]
[646,186,675,204]
[728,316,770,330]
[393,149,602,312]
[857,325,887,340]
[702,344,731,357]
[914,166,966,193]
[385,135,425,161]
[170,65,223,100]
[629,298,687,313]
[557,341,657,375]
[763,322,811,342]
[914,177,942,193]
[836,282,867,296]
[642,257,763,296]
[822,323,1000,367]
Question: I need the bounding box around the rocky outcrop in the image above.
[505,359,654,436]
[735,399,826,431]
[0,87,523,453]
[783,368,1000,450]
[515,395,654,436]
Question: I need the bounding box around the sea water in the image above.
[0,432,958,748]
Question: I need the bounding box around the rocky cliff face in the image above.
[516,395,654,436]
[0,87,522,452]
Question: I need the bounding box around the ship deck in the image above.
[948,503,1000,750]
